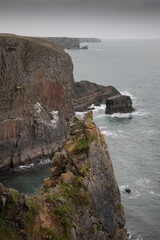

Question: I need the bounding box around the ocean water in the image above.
[0,40,160,239]
[67,40,160,240]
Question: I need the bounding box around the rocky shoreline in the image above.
[73,80,134,114]
[0,112,129,240]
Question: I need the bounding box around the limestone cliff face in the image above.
[0,34,74,170]
[0,112,128,240]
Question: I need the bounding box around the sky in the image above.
[0,0,160,39]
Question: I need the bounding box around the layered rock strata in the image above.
[0,34,74,170]
[73,80,120,111]
[0,112,128,240]
[105,95,134,114]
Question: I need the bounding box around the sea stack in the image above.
[105,95,134,114]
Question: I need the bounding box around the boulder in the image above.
[105,95,135,114]
[125,188,131,193]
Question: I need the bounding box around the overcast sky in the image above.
[0,0,160,39]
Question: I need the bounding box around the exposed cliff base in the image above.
[0,34,74,170]
[73,80,121,111]
[0,112,128,240]
[73,81,135,114]
[105,95,135,114]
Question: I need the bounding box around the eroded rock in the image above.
[0,34,74,170]
[105,95,135,114]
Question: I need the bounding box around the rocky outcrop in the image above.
[80,45,88,50]
[105,95,134,114]
[0,112,128,240]
[79,38,101,43]
[73,80,120,111]
[40,37,80,49]
[0,34,74,170]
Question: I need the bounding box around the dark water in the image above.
[0,40,160,239]
[0,160,51,194]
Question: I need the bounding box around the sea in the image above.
[0,39,160,240]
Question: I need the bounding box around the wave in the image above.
[120,185,141,199]
[127,231,144,240]
[120,178,160,200]
[89,48,103,51]
[106,112,133,118]
[101,130,119,138]
[136,178,151,188]
[120,91,136,100]
[17,158,51,171]
[148,190,160,197]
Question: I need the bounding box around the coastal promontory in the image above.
[0,34,74,170]
[0,34,128,240]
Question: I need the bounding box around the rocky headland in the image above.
[79,38,101,43]
[40,37,101,49]
[0,34,74,170]
[73,80,134,114]
[40,37,80,49]
[0,112,128,240]
[73,80,121,111]
[0,34,129,240]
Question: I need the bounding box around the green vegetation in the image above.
[116,202,124,210]
[0,217,23,240]
[25,197,41,231]
[10,188,20,203]
[74,138,89,155]
[96,222,104,231]
[79,164,90,176]
[54,205,71,229]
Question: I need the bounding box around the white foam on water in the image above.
[19,163,34,170]
[120,185,130,192]
[93,104,106,111]
[101,130,119,138]
[18,158,51,171]
[89,48,103,51]
[136,178,151,188]
[120,185,141,199]
[38,158,51,165]
[148,190,160,197]
[120,91,136,100]
[107,112,133,118]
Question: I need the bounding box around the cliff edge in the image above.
[0,112,128,240]
[0,34,74,170]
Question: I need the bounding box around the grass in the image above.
[74,138,89,155]
[0,217,23,240]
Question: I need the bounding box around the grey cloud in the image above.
[0,0,160,38]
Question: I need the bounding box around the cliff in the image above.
[73,80,120,111]
[0,34,74,170]
[0,112,128,240]
[79,38,101,43]
[40,37,80,49]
